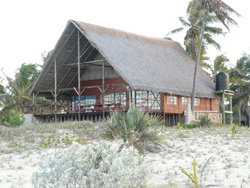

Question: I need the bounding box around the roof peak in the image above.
[70,20,177,46]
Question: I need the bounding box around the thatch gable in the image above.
[31,20,215,98]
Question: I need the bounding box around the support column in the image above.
[102,58,105,118]
[147,91,149,111]
[78,30,81,121]
[33,93,35,114]
[54,59,57,123]
[128,87,132,109]
[230,95,233,126]
[222,92,225,125]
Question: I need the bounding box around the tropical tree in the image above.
[230,52,250,125]
[208,54,229,81]
[0,63,41,126]
[41,50,53,66]
[191,0,240,112]
[166,14,224,67]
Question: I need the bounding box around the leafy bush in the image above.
[180,123,198,129]
[8,112,25,127]
[102,107,165,153]
[198,115,212,127]
[32,141,149,188]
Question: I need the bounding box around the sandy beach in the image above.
[0,124,249,188]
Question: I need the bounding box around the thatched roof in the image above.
[31,20,215,98]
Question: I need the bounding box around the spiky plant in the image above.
[180,157,213,188]
[102,107,165,153]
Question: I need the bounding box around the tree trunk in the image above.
[191,8,206,112]
[238,103,241,125]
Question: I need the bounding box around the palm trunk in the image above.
[191,36,196,61]
[238,102,241,125]
[191,8,206,112]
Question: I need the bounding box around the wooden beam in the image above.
[34,27,77,90]
[57,44,92,89]
[46,34,85,89]
[65,46,95,90]
[54,59,57,123]
[102,58,105,117]
[78,31,81,121]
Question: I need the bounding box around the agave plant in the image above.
[102,107,165,153]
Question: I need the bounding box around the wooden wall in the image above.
[70,77,219,114]
[164,95,219,114]
[70,77,128,106]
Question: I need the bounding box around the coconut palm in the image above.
[191,0,240,112]
[207,54,229,81]
[166,15,224,67]
[230,52,250,125]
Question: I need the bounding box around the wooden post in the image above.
[147,91,149,111]
[230,95,232,126]
[222,92,225,125]
[78,30,81,121]
[102,58,105,118]
[54,59,57,123]
[32,93,35,114]
[128,88,132,109]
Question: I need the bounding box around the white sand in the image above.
[0,126,249,188]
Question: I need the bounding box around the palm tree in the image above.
[230,52,250,125]
[191,0,240,112]
[0,63,41,125]
[208,54,229,81]
[166,15,224,67]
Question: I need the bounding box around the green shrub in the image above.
[198,115,212,127]
[102,107,165,153]
[8,112,25,127]
[180,123,198,129]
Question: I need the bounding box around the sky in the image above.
[0,0,249,81]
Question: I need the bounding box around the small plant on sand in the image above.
[180,157,213,188]
[8,141,22,149]
[177,122,181,129]
[102,107,165,153]
[198,115,212,127]
[231,124,238,138]
[181,123,198,129]
[32,141,149,188]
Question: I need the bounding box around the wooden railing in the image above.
[23,101,126,115]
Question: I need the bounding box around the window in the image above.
[181,97,200,106]
[72,95,96,111]
[167,96,177,105]
[85,95,96,110]
[72,96,75,110]
[148,92,161,110]
[103,93,114,104]
[100,92,127,107]
[135,91,147,108]
[131,91,161,110]
[115,92,126,107]
[194,98,200,106]
[182,97,191,106]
